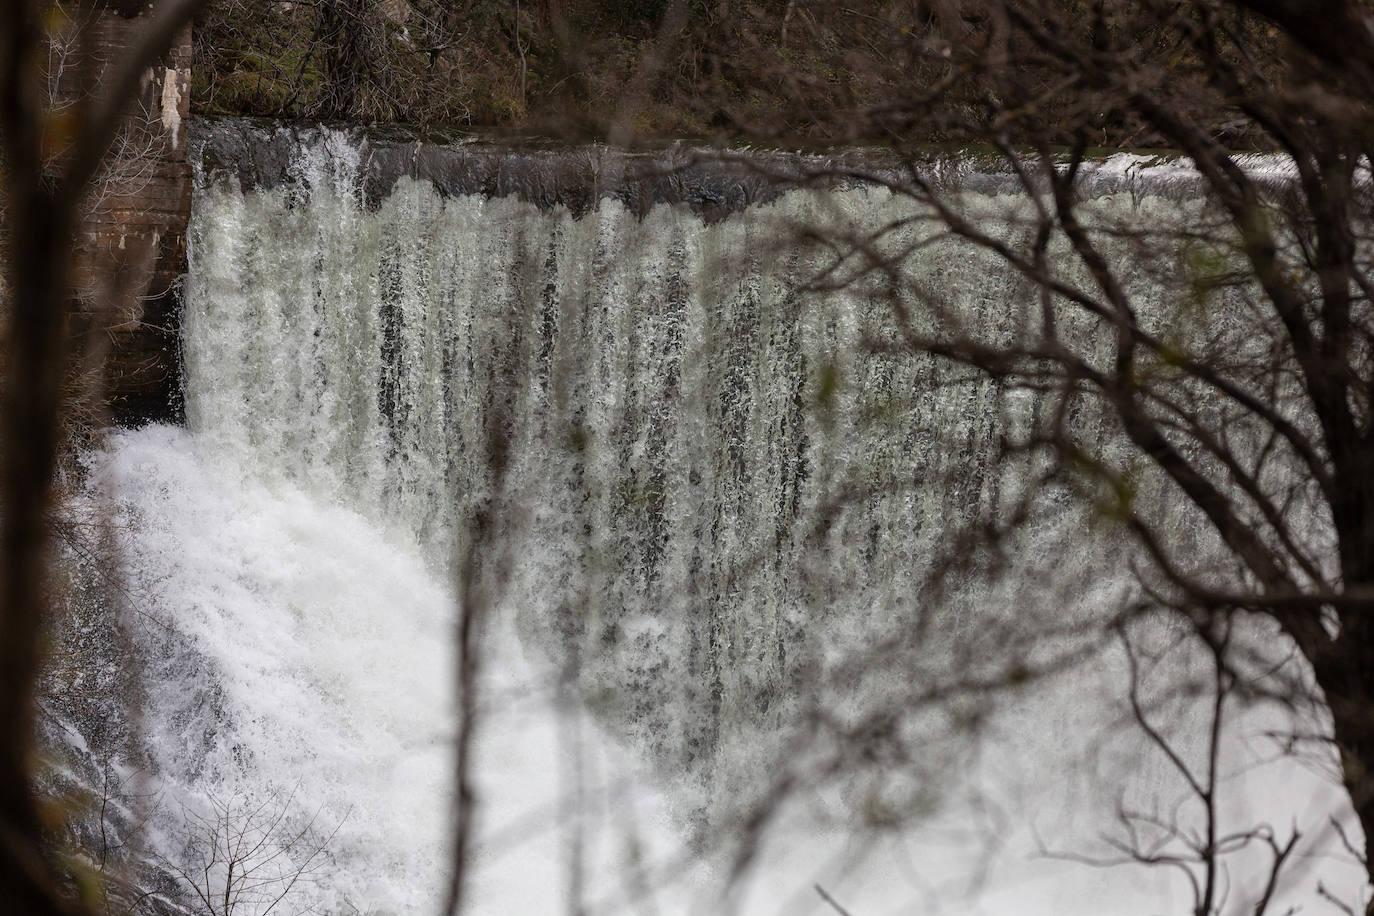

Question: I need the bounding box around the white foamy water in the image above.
[97,426,454,910]
[96,425,705,914]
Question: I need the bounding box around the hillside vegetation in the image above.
[192,0,909,140]
[191,0,1279,146]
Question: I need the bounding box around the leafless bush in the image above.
[159,788,342,916]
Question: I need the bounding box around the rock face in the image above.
[72,7,191,426]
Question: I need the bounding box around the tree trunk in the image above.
[0,188,79,916]
[313,0,372,121]
[1310,612,1374,910]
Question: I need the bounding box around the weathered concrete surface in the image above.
[192,117,887,220]
[70,7,191,426]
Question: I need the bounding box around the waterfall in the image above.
[79,122,1360,914]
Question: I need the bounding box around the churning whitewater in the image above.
[83,123,1363,914]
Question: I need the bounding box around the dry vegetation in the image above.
[190,0,903,138]
[190,0,1295,147]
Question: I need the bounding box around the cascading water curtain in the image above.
[79,123,1360,915]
